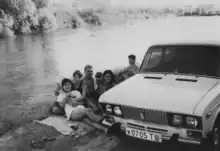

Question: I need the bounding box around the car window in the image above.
[140,45,220,78]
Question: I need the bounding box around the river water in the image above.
[0,22,146,108]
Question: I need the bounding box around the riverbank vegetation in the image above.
[0,0,219,37]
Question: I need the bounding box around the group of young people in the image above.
[50,54,140,125]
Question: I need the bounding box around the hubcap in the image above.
[214,127,220,150]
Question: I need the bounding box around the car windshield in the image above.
[140,45,220,78]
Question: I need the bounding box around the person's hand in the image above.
[54,91,60,96]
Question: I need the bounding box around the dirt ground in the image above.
[0,121,120,151]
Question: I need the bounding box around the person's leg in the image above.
[66,105,86,121]
[51,102,65,115]
[84,108,103,122]
[69,111,85,121]
[84,98,98,112]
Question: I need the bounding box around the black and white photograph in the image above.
[0,0,219,150]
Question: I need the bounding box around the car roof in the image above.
[150,40,220,47]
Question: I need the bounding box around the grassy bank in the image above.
[0,97,53,136]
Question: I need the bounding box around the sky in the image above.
[54,0,220,10]
[109,0,220,6]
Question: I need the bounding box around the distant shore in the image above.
[0,0,220,38]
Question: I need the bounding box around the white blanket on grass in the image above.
[35,116,94,136]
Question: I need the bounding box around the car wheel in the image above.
[200,121,220,151]
[200,120,220,151]
[212,122,220,151]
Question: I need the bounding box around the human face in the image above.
[62,82,72,92]
[104,73,113,84]
[95,76,103,85]
[85,67,93,77]
[129,58,135,65]
[74,74,81,81]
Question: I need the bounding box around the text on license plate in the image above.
[126,127,162,142]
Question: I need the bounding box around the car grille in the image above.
[121,105,168,125]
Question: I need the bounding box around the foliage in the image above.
[18,0,36,18]
[78,10,101,26]
[38,8,57,32]
[32,0,50,9]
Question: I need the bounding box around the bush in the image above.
[32,0,50,9]
[78,10,101,26]
[54,11,80,29]
[0,0,20,15]
[18,0,36,18]
[38,8,57,32]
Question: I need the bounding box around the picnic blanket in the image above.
[35,116,94,137]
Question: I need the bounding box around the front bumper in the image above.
[102,115,202,145]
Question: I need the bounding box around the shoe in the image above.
[106,123,121,135]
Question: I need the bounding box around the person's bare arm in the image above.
[75,85,87,102]
[54,83,61,96]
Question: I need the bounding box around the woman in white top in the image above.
[52,78,103,122]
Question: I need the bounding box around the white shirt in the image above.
[56,90,81,103]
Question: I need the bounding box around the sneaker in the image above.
[106,123,121,135]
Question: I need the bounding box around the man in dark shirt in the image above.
[75,65,99,111]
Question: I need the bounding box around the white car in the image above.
[99,41,220,151]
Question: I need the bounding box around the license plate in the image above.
[125,127,162,143]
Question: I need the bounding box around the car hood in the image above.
[99,73,218,115]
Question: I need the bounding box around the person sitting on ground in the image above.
[97,70,116,96]
[74,65,100,112]
[122,69,135,80]
[72,70,83,93]
[126,54,140,75]
[51,78,75,115]
[95,71,103,92]
[114,68,134,84]
[54,70,83,96]
[51,78,103,123]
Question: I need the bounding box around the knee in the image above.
[85,108,92,113]
[52,106,63,114]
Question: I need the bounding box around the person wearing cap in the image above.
[126,54,140,74]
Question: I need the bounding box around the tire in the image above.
[201,119,220,151]
[212,120,220,151]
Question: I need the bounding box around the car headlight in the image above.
[172,114,183,126]
[105,104,112,113]
[113,106,122,116]
[186,116,198,128]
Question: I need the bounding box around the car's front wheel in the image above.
[212,121,220,151]
[201,120,220,151]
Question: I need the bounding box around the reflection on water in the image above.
[0,34,59,107]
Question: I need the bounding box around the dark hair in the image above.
[73,70,83,79]
[84,65,93,71]
[61,78,74,91]
[124,69,135,77]
[95,72,103,78]
[128,54,136,60]
[103,70,115,83]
